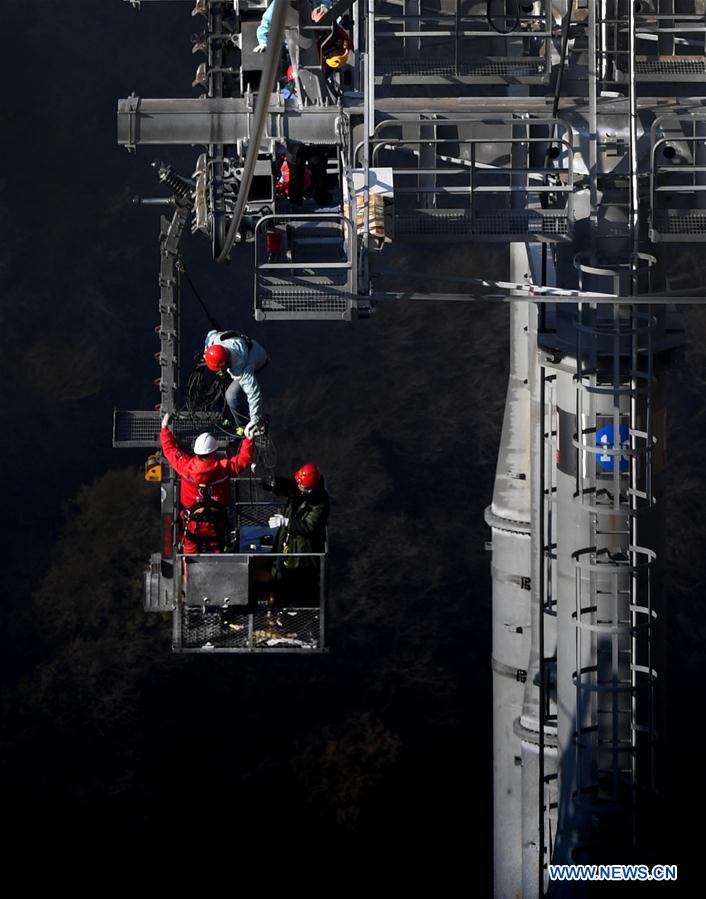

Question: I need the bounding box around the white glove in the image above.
[253,43,267,53]
[244,420,258,439]
[161,413,171,428]
[268,514,289,528]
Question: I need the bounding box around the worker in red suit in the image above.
[274,142,331,206]
[160,413,254,553]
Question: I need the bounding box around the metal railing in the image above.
[354,115,574,241]
[372,0,552,84]
[254,213,358,319]
[171,479,328,653]
[595,4,706,84]
[650,112,706,241]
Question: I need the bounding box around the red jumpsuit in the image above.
[276,157,313,198]
[160,427,254,553]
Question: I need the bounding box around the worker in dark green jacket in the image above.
[262,463,329,604]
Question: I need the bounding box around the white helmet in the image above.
[194,433,218,456]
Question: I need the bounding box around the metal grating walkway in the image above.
[113,410,231,448]
[256,289,352,319]
[394,209,570,240]
[652,211,706,240]
[634,55,706,80]
[179,606,323,652]
[376,57,546,82]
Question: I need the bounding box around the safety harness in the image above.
[181,475,230,552]
[218,329,253,350]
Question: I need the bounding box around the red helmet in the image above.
[286,64,296,82]
[294,463,321,488]
[204,344,228,371]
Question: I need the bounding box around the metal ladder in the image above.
[554,0,658,856]
[570,261,658,853]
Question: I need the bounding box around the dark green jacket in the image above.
[270,477,329,573]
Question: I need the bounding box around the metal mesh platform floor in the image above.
[633,56,706,79]
[652,211,706,239]
[179,607,323,652]
[376,57,546,81]
[113,410,233,448]
[394,209,570,239]
[256,289,353,319]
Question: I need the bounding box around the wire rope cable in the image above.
[177,257,223,331]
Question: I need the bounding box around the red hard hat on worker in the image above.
[294,463,321,488]
[205,344,229,371]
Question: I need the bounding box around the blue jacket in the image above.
[204,330,268,421]
[257,0,333,46]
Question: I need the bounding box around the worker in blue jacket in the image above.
[203,329,269,435]
[254,1,333,52]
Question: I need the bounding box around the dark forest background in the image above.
[1,3,706,893]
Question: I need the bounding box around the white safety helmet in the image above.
[194,432,218,456]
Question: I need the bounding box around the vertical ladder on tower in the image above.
[539,364,559,887]
[559,3,658,852]
[570,262,658,851]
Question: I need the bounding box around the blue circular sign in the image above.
[596,423,630,473]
